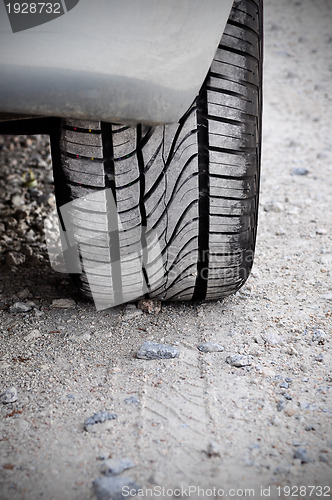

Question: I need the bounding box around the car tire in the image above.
[50,0,263,307]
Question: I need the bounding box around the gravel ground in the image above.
[0,1,332,499]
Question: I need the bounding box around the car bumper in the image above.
[0,0,233,124]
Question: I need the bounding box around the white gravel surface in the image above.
[0,1,331,499]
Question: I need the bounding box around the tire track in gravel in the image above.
[101,306,221,488]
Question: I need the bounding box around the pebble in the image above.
[123,304,143,319]
[261,332,286,346]
[84,411,117,432]
[93,476,140,500]
[284,405,297,417]
[277,399,286,412]
[291,167,309,176]
[287,346,298,356]
[280,381,289,389]
[205,440,221,457]
[137,299,161,314]
[264,201,284,213]
[293,448,314,463]
[124,396,139,405]
[0,386,18,404]
[305,425,316,431]
[261,367,276,378]
[299,402,316,410]
[24,329,41,342]
[274,466,291,475]
[100,458,135,476]
[136,341,179,360]
[51,298,76,309]
[197,342,224,353]
[226,354,254,367]
[16,288,31,300]
[67,333,91,342]
[9,302,32,313]
[319,454,329,464]
[312,329,327,344]
[11,194,25,207]
[6,252,25,267]
[0,361,11,370]
[316,228,327,235]
[248,443,260,450]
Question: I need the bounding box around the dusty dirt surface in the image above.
[0,1,331,499]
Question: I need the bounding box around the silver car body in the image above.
[0,0,233,124]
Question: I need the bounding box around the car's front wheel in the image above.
[50,0,263,307]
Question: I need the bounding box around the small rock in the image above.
[315,354,324,362]
[319,454,329,464]
[24,329,41,341]
[291,167,309,176]
[274,466,291,475]
[283,393,292,401]
[2,463,15,470]
[261,367,276,378]
[280,381,289,389]
[0,362,11,370]
[67,333,91,342]
[124,396,139,405]
[299,402,315,410]
[6,217,17,229]
[11,194,25,207]
[284,405,297,417]
[312,329,327,344]
[205,440,221,457]
[305,425,316,431]
[46,171,54,184]
[51,298,76,309]
[9,302,32,313]
[248,443,260,450]
[316,228,327,235]
[197,342,224,353]
[270,415,281,426]
[16,288,31,300]
[0,386,18,404]
[261,332,286,346]
[293,448,314,464]
[100,458,135,476]
[84,411,117,432]
[264,201,284,213]
[47,194,56,206]
[287,346,298,356]
[137,299,161,314]
[226,354,254,367]
[6,252,25,267]
[93,476,139,500]
[277,399,286,412]
[136,341,179,360]
[123,304,143,319]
